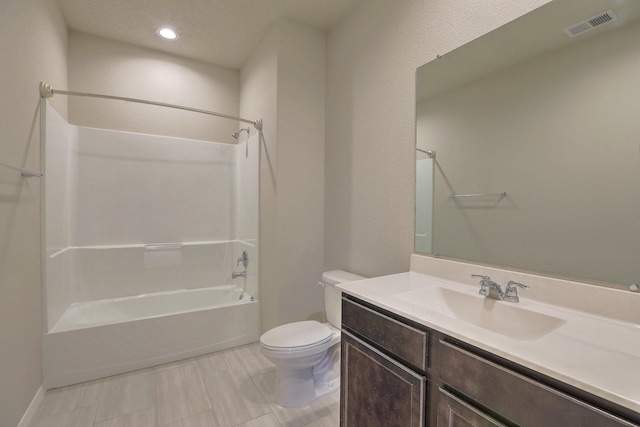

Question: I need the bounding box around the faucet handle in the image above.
[237,250,249,268]
[506,280,529,291]
[504,280,530,302]
[472,274,491,296]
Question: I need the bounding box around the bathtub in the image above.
[43,285,260,389]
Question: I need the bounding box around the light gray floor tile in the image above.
[236,413,283,427]
[93,407,157,427]
[196,347,245,376]
[30,404,97,427]
[235,344,275,377]
[268,397,336,427]
[203,366,271,426]
[32,343,340,427]
[301,406,339,427]
[155,360,212,424]
[163,409,221,427]
[36,379,103,419]
[250,368,276,401]
[95,369,157,422]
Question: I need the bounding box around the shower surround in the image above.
[42,101,260,388]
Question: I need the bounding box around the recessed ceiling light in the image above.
[157,27,178,40]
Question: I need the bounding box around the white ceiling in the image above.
[57,0,361,69]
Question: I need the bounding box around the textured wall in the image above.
[0,1,68,425]
[68,31,240,144]
[272,20,326,327]
[241,19,326,330]
[324,0,551,278]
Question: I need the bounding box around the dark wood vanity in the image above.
[340,295,640,427]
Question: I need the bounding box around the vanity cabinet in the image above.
[341,297,428,426]
[340,295,640,427]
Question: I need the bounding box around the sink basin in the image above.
[395,287,565,341]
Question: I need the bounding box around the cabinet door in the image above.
[437,388,507,427]
[341,331,426,427]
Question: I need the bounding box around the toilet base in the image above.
[261,325,342,407]
[274,367,339,407]
[314,377,339,400]
[275,366,315,407]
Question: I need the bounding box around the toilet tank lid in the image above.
[322,270,365,285]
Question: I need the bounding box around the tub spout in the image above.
[232,271,246,279]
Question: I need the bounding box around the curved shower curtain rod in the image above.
[39,82,263,131]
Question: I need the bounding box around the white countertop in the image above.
[337,271,640,414]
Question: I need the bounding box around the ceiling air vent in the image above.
[563,10,617,38]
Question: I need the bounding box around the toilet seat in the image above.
[260,320,333,353]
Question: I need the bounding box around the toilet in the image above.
[260,270,365,407]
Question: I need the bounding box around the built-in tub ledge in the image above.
[336,253,640,415]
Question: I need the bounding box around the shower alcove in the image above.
[41,99,261,388]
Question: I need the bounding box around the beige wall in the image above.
[274,20,326,327]
[0,0,67,425]
[68,31,240,144]
[241,19,326,330]
[324,0,551,278]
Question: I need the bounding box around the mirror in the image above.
[415,0,640,290]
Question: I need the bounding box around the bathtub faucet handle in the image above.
[237,251,249,268]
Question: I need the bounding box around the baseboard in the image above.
[17,385,44,427]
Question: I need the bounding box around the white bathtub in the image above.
[50,285,248,332]
[44,285,260,389]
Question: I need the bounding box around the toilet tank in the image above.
[321,270,365,327]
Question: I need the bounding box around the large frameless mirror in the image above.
[415,0,640,291]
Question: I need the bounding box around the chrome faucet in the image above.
[232,271,246,279]
[472,274,505,300]
[471,275,529,303]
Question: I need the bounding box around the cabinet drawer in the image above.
[439,341,638,427]
[342,297,428,371]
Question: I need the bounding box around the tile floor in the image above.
[29,343,340,427]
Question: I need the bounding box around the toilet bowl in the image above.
[259,270,365,407]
